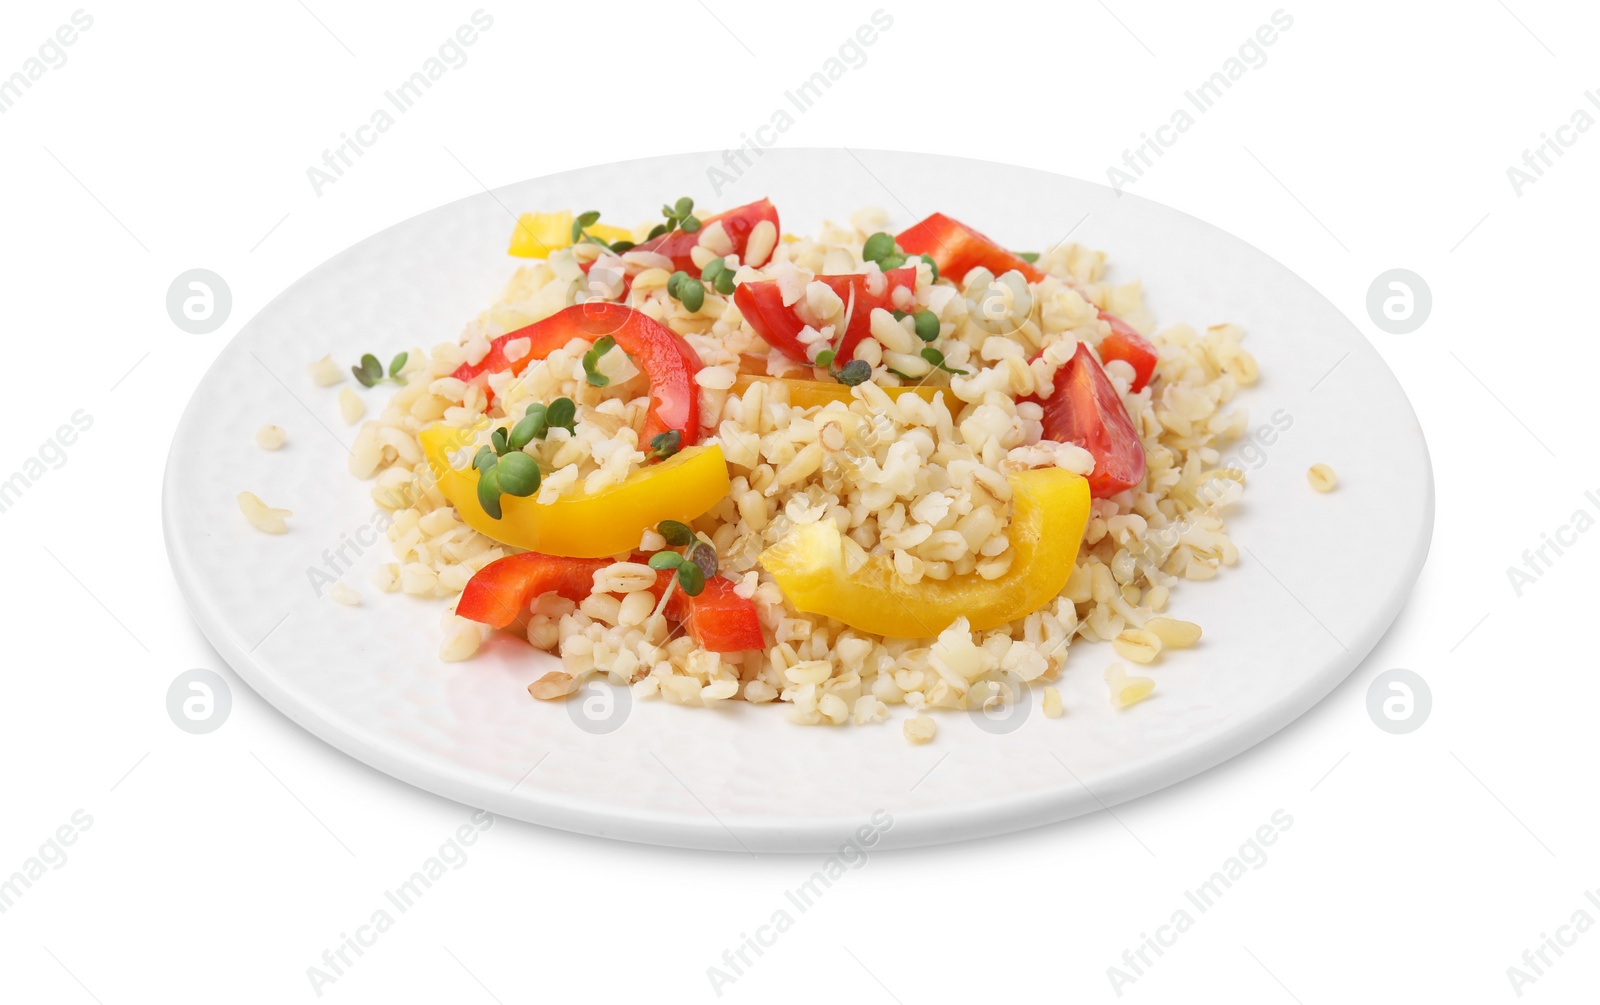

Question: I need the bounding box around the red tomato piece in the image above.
[1097,312,1158,393]
[732,266,918,363]
[896,212,1044,285]
[1032,342,1146,498]
[634,198,781,275]
[452,303,703,447]
[456,553,612,630]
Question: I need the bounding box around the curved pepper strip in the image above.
[456,552,764,652]
[758,468,1091,637]
[730,374,941,411]
[420,425,731,558]
[452,303,702,447]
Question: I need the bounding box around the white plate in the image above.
[163,149,1432,852]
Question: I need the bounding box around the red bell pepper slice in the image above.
[655,569,766,653]
[626,198,781,276]
[1031,342,1146,498]
[1097,312,1158,393]
[733,266,918,363]
[896,212,1044,285]
[452,303,703,447]
[457,553,612,629]
[456,552,766,653]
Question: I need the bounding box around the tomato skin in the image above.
[451,303,702,447]
[635,198,780,275]
[896,212,1044,285]
[457,553,766,652]
[733,266,918,363]
[1032,342,1146,498]
[1097,312,1158,393]
[456,553,611,630]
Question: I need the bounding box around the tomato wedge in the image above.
[456,552,765,652]
[896,212,1044,285]
[733,266,918,363]
[633,198,781,275]
[1097,312,1158,393]
[452,303,702,447]
[1031,342,1146,498]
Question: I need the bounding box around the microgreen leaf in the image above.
[921,346,969,375]
[648,550,683,571]
[676,561,705,596]
[687,540,718,580]
[491,427,510,455]
[545,397,576,433]
[649,429,682,460]
[476,465,503,519]
[674,196,694,217]
[388,351,408,378]
[1016,251,1040,263]
[582,335,616,388]
[813,349,836,369]
[837,359,872,386]
[678,215,702,234]
[657,520,694,547]
[472,446,497,471]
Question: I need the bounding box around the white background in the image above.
[2,1,1596,1002]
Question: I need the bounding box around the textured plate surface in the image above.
[163,149,1433,851]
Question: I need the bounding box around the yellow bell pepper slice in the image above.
[758,468,1091,637]
[731,374,942,411]
[508,212,634,258]
[419,424,731,558]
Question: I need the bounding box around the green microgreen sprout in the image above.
[921,346,968,375]
[473,397,575,519]
[352,351,410,388]
[648,197,700,241]
[582,335,617,387]
[648,429,682,460]
[1016,251,1040,263]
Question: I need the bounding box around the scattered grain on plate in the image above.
[529,670,579,700]
[1145,617,1201,648]
[904,715,937,744]
[328,580,360,606]
[255,424,286,450]
[1112,628,1162,664]
[1042,686,1064,718]
[338,386,366,424]
[1105,662,1155,708]
[1308,463,1337,493]
[306,354,344,386]
[237,491,291,534]
[439,615,486,661]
